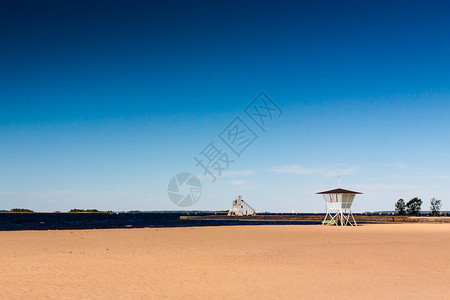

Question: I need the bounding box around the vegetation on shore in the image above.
[430,198,442,216]
[68,209,112,213]
[9,208,34,213]
[1,208,111,213]
[395,197,443,216]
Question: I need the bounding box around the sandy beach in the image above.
[1,224,449,299]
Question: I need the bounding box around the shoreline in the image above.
[181,214,450,223]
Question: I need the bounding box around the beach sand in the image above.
[1,224,449,299]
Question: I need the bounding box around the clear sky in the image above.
[1,0,449,212]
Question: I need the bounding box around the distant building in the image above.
[228,195,256,216]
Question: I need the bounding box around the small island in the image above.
[9,208,34,213]
[68,209,112,213]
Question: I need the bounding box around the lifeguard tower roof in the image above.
[316,188,362,195]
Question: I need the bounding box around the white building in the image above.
[228,195,256,216]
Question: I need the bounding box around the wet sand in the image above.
[1,224,449,299]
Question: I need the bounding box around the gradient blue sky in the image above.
[1,0,449,212]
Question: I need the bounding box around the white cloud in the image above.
[0,190,135,198]
[353,183,420,191]
[221,170,254,177]
[230,180,246,186]
[413,172,449,181]
[366,162,409,169]
[196,170,254,181]
[271,164,359,177]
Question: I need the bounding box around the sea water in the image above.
[0,212,317,231]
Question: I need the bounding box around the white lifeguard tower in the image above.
[228,195,256,216]
[317,188,362,226]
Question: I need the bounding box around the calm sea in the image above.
[0,213,317,231]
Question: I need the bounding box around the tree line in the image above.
[4,208,110,213]
[395,197,442,216]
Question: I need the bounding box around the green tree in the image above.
[406,197,422,216]
[395,199,406,215]
[68,208,85,213]
[68,208,102,213]
[10,208,34,213]
[430,198,442,216]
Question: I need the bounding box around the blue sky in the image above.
[1,0,449,212]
